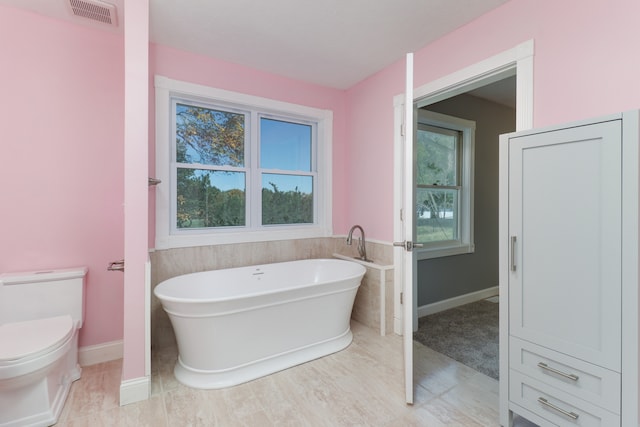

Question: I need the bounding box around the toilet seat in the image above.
[0,315,74,365]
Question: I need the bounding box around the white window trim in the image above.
[416,109,475,260]
[154,75,333,249]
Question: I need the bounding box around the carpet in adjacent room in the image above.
[413,299,499,380]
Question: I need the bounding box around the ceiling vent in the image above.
[68,0,117,26]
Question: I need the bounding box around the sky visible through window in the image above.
[260,118,311,171]
[176,104,313,194]
[182,117,313,193]
[260,118,312,194]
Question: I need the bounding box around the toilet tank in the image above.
[0,267,87,327]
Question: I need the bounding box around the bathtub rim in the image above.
[153,258,366,304]
[161,282,360,318]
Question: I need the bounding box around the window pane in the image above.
[416,188,458,242]
[417,126,459,186]
[260,118,311,171]
[176,103,244,166]
[177,168,245,228]
[262,173,313,225]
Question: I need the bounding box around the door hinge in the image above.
[400,292,404,305]
[400,208,404,221]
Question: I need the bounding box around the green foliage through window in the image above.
[416,124,461,243]
[262,179,313,225]
[176,169,245,228]
[176,104,245,166]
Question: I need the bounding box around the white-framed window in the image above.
[416,110,475,259]
[154,76,333,249]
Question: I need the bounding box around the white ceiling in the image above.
[2,0,510,90]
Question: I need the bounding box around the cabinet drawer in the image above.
[510,370,620,427]
[510,337,620,413]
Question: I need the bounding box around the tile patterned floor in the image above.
[56,321,502,426]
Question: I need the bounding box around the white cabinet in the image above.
[499,112,639,427]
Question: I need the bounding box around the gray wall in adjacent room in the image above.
[417,94,515,307]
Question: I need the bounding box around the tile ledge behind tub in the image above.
[333,253,395,336]
[332,253,393,269]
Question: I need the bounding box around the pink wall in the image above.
[0,6,125,348]
[345,0,640,241]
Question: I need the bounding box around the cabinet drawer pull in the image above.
[537,362,579,381]
[537,397,579,420]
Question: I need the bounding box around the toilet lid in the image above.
[0,315,74,362]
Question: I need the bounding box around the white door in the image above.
[397,53,417,404]
[508,119,622,371]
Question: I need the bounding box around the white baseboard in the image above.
[119,376,150,406]
[78,340,123,366]
[417,286,499,318]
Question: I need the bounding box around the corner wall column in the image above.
[121,0,150,405]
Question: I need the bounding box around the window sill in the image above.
[155,225,332,250]
[417,243,475,260]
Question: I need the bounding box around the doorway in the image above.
[412,76,516,381]
[394,39,534,404]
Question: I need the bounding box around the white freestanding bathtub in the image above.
[154,258,366,389]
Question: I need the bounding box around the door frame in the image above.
[393,39,535,404]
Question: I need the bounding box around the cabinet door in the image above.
[508,120,622,371]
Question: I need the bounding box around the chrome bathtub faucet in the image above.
[346,224,370,262]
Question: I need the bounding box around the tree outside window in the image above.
[415,110,475,259]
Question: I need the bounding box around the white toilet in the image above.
[0,267,87,427]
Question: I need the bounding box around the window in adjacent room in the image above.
[416,110,475,259]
